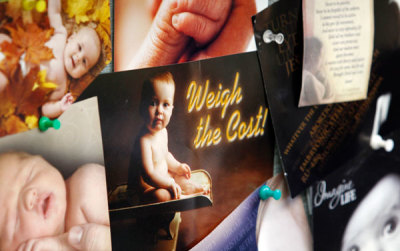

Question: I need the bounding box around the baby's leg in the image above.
[174,175,209,196]
[142,187,172,203]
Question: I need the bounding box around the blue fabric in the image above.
[191,187,260,251]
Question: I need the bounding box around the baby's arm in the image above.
[166,152,191,179]
[141,137,177,188]
[47,0,67,35]
[65,164,110,230]
[41,93,74,119]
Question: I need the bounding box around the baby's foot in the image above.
[182,182,210,196]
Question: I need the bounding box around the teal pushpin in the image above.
[259,185,281,200]
[39,116,61,131]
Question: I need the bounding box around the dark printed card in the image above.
[253,0,400,197]
[312,144,400,251]
[78,52,274,250]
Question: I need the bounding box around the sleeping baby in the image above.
[0,152,110,251]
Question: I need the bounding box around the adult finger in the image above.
[190,0,257,61]
[127,0,190,69]
[175,0,231,22]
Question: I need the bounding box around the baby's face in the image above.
[64,27,101,79]
[146,81,174,133]
[0,153,66,251]
[341,174,400,251]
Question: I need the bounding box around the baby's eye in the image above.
[78,44,82,51]
[163,103,170,108]
[348,245,359,251]
[150,100,156,106]
[83,58,87,66]
[382,216,398,238]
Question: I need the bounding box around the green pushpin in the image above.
[39,116,61,131]
[259,185,281,200]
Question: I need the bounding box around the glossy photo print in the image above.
[0,0,111,137]
[79,52,275,250]
[0,97,111,251]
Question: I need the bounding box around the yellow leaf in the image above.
[25,115,38,129]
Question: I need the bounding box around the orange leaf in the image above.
[0,40,24,80]
[5,23,54,65]
[0,114,29,135]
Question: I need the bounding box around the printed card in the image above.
[78,52,275,250]
[0,0,111,137]
[299,0,374,107]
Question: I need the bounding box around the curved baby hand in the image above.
[60,93,74,112]
[178,163,191,179]
[169,178,182,199]
[67,224,111,251]
[172,0,231,46]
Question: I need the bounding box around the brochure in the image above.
[253,0,400,197]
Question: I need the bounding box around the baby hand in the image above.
[169,178,182,199]
[177,163,191,179]
[60,93,74,112]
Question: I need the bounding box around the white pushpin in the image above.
[369,93,394,152]
[263,30,284,45]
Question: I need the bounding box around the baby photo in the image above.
[80,52,274,250]
[127,71,209,204]
[0,0,111,137]
[0,97,110,251]
[312,146,400,251]
[0,152,109,251]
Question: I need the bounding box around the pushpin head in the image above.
[259,185,281,200]
[39,116,61,131]
[22,0,35,11]
[36,0,47,12]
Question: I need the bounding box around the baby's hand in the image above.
[169,178,182,199]
[177,163,191,179]
[171,0,232,46]
[60,93,74,112]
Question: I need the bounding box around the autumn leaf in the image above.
[5,22,54,65]
[62,0,94,23]
[1,114,29,135]
[0,40,24,80]
[17,67,56,117]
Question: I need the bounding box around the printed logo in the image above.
[314,179,357,210]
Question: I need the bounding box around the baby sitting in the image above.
[128,72,209,204]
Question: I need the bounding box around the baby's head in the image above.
[140,72,175,133]
[64,26,101,79]
[341,174,400,251]
[304,37,323,72]
[0,152,67,251]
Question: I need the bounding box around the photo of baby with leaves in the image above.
[0,0,111,137]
